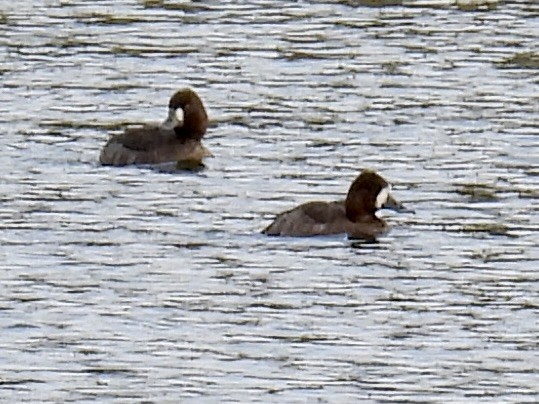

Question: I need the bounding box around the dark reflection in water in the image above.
[1,0,538,402]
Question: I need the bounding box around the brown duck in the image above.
[99,88,211,166]
[263,169,411,241]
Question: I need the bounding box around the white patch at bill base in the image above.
[375,186,391,209]
[162,107,183,129]
[175,107,184,123]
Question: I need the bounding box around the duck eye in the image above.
[375,186,390,209]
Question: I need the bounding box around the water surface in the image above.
[0,0,538,402]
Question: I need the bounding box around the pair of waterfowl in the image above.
[100,88,411,241]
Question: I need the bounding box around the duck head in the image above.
[345,169,411,222]
[162,88,208,140]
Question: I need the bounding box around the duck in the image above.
[99,88,212,166]
[262,169,411,241]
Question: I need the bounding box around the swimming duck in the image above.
[263,169,410,241]
[99,88,211,166]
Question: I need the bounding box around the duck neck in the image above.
[176,102,207,140]
[345,191,376,223]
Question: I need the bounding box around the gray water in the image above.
[1,0,538,402]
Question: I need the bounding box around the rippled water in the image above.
[1,0,538,402]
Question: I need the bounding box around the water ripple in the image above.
[1,0,538,402]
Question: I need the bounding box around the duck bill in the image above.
[202,145,214,157]
[382,194,414,213]
[162,107,181,129]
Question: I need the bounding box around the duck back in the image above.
[263,201,348,236]
[99,125,209,166]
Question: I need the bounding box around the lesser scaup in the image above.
[263,169,410,241]
[99,88,211,166]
